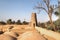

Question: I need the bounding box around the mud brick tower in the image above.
[29,12,37,28]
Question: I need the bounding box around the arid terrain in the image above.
[0,0,60,40]
[0,25,60,40]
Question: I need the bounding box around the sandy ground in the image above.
[0,25,58,40]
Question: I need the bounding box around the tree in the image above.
[35,0,59,31]
[16,20,21,24]
[40,23,45,28]
[23,21,29,25]
[7,19,12,24]
[12,21,15,24]
[54,11,60,25]
[0,21,6,25]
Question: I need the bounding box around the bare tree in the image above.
[35,0,59,31]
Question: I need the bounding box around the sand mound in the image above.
[4,31,19,37]
[0,34,17,40]
[18,30,46,40]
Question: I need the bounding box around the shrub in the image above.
[57,30,60,33]
[47,26,54,31]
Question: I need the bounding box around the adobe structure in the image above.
[29,12,37,28]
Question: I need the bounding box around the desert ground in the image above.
[0,25,60,40]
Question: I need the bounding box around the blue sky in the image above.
[0,0,58,22]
